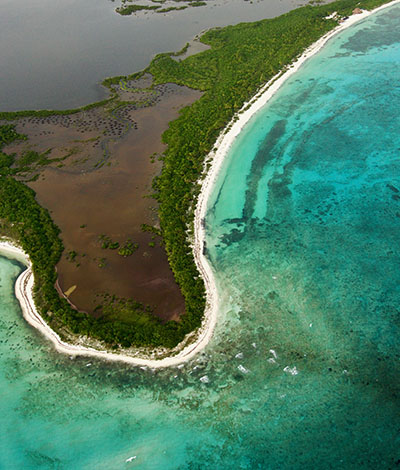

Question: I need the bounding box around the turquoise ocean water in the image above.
[1,6,400,469]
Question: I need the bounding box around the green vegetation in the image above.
[115,0,206,15]
[67,250,78,262]
[0,125,26,175]
[171,43,190,57]
[0,97,115,122]
[96,295,184,348]
[16,149,57,172]
[0,178,85,331]
[157,5,187,12]
[102,69,146,89]
[0,124,26,147]
[99,234,140,254]
[0,0,392,351]
[118,80,157,94]
[99,234,120,250]
[118,239,139,257]
[116,4,161,15]
[141,223,162,236]
[0,124,67,176]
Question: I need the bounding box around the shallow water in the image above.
[0,0,305,111]
[1,5,400,469]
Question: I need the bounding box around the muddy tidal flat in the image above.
[2,78,202,320]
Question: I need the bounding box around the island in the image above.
[0,0,394,366]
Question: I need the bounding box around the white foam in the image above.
[238,364,249,374]
[283,366,299,376]
[269,349,278,359]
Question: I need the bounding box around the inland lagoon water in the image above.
[0,0,306,111]
[1,4,400,469]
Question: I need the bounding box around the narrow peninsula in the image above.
[0,0,395,366]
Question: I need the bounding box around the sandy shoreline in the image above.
[1,0,398,368]
[192,0,400,363]
[0,239,216,368]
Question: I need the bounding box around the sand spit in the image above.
[0,240,205,367]
[1,0,398,368]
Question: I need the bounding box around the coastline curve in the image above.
[1,0,399,368]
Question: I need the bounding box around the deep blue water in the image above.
[1,4,400,469]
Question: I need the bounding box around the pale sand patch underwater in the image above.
[2,0,400,368]
[192,0,400,366]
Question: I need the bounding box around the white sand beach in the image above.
[192,0,400,366]
[1,0,398,368]
[0,239,218,368]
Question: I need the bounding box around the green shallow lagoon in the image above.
[1,5,400,469]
